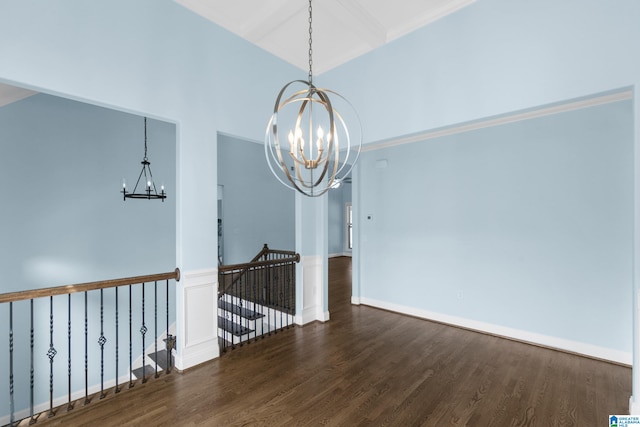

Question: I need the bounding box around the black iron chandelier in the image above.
[121,117,166,201]
[265,0,361,197]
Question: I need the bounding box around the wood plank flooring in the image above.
[32,257,630,426]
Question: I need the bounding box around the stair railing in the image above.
[218,245,299,352]
[0,268,180,426]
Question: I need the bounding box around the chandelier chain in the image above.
[308,0,313,84]
[143,117,148,161]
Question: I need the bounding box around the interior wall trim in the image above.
[363,89,633,153]
[360,297,632,366]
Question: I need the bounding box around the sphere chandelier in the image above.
[265,0,361,197]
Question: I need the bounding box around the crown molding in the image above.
[363,90,633,153]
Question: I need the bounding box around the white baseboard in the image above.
[328,252,352,258]
[296,309,330,325]
[360,297,631,365]
[629,396,638,415]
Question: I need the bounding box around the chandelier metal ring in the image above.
[265,79,361,197]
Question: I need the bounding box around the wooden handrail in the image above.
[218,254,300,273]
[0,268,181,304]
[218,245,299,297]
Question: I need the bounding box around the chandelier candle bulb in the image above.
[316,126,323,150]
[288,131,294,154]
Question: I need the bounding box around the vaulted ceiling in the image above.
[176,0,475,74]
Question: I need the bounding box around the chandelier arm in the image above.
[131,164,146,194]
[295,98,310,165]
[146,164,159,193]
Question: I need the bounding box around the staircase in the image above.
[217,292,296,351]
[217,294,273,346]
[217,244,299,352]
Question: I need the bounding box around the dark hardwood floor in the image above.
[32,256,630,426]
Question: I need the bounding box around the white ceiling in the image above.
[176,0,476,74]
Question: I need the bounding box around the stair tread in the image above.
[218,316,254,337]
[131,364,156,380]
[148,349,173,371]
[218,300,264,320]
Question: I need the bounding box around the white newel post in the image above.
[175,268,219,371]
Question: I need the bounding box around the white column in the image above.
[631,85,640,415]
[294,191,329,325]
[174,268,219,371]
[351,163,361,306]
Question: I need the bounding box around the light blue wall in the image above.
[356,99,633,352]
[322,0,640,142]
[217,134,294,264]
[321,0,640,358]
[0,93,176,291]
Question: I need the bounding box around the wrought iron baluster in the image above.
[238,279,242,347]
[48,296,57,418]
[286,262,292,329]
[283,264,288,330]
[30,299,35,423]
[267,265,272,336]
[261,267,267,339]
[129,284,133,388]
[115,287,120,393]
[228,274,234,350]
[9,301,14,427]
[252,268,258,343]
[67,294,73,411]
[164,278,175,373]
[141,282,147,383]
[275,265,281,333]
[279,268,284,332]
[84,292,89,405]
[154,281,158,378]
[222,272,237,351]
[98,289,107,399]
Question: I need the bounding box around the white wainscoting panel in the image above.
[296,255,330,325]
[175,268,219,370]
